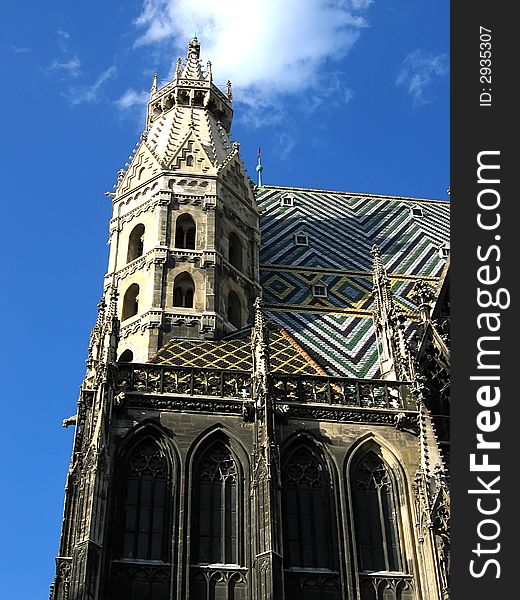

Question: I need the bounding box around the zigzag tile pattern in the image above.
[257,186,450,377]
[258,187,449,275]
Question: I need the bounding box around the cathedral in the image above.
[51,38,450,600]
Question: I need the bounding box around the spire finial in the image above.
[150,72,158,96]
[188,33,201,59]
[256,146,264,187]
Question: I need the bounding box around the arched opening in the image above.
[122,284,139,321]
[227,292,241,328]
[282,443,341,600]
[110,435,173,599]
[173,273,195,308]
[351,450,403,573]
[175,214,196,250]
[118,349,133,363]
[127,224,145,263]
[191,440,240,565]
[186,155,194,167]
[228,232,243,271]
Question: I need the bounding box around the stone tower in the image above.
[51,38,450,600]
[107,36,260,363]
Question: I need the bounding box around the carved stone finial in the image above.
[150,72,158,96]
[371,245,413,381]
[188,35,201,59]
[226,79,233,101]
[411,280,435,322]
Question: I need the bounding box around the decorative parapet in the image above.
[112,363,417,412]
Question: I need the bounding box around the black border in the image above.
[452,3,516,596]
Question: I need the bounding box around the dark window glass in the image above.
[352,451,402,572]
[282,447,333,569]
[119,439,169,561]
[192,442,239,565]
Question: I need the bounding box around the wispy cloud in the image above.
[276,132,296,161]
[66,66,118,105]
[46,56,82,78]
[396,50,448,105]
[115,88,149,110]
[12,45,32,54]
[133,0,372,120]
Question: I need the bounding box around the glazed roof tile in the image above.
[151,185,449,378]
[256,186,449,377]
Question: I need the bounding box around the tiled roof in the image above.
[150,324,324,375]
[257,186,449,377]
[150,185,449,379]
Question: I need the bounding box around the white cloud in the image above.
[46,56,82,77]
[66,66,118,105]
[115,88,149,110]
[133,0,372,112]
[396,50,448,105]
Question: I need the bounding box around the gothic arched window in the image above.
[127,224,145,263]
[282,446,334,569]
[228,232,243,271]
[175,214,196,250]
[122,284,139,321]
[110,437,172,599]
[173,272,195,308]
[227,291,241,329]
[352,451,402,573]
[192,441,239,565]
[120,439,169,560]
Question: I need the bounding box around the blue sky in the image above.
[0,1,448,597]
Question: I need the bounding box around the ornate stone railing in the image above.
[115,364,251,399]
[272,375,414,410]
[115,364,414,411]
[359,572,415,600]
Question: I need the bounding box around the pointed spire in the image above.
[181,35,204,79]
[371,244,392,319]
[256,146,264,187]
[251,297,270,375]
[150,72,158,97]
[371,245,413,381]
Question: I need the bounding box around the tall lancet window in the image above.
[121,439,169,561]
[283,446,333,569]
[282,445,341,600]
[110,437,172,600]
[192,441,239,565]
[352,451,402,573]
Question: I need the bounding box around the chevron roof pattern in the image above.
[257,186,450,377]
[151,185,449,378]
